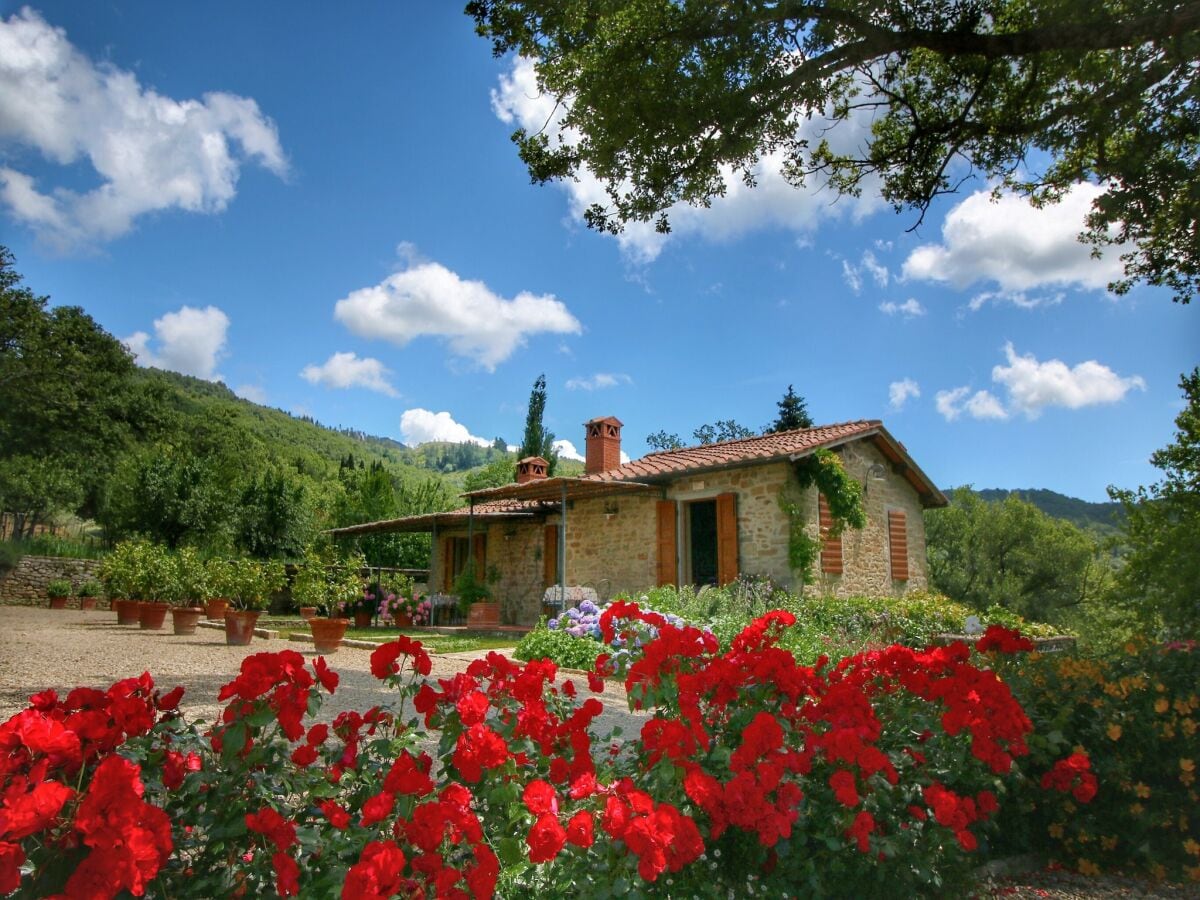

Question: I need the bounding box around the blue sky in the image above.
[2,3,1195,502]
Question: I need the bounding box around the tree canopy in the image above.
[767,385,814,433]
[1108,369,1200,637]
[469,0,1200,301]
[519,373,558,473]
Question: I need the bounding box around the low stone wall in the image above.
[0,555,103,604]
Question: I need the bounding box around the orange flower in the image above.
[1182,758,1196,772]
[1106,723,1122,741]
[1078,859,1100,876]
[1184,838,1200,857]
[1048,823,1065,839]
[1155,697,1170,714]
[1134,783,1151,799]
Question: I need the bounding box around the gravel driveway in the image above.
[2,605,1194,899]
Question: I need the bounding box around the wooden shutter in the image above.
[888,510,909,581]
[543,525,558,587]
[442,537,455,591]
[715,492,739,586]
[819,494,844,575]
[655,500,677,586]
[473,534,486,580]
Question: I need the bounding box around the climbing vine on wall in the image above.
[778,449,867,581]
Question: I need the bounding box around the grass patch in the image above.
[283,626,518,655]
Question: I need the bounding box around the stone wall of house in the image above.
[556,493,659,599]
[486,522,545,624]
[0,555,103,604]
[807,440,930,597]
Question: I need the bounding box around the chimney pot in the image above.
[584,416,623,474]
[516,456,549,483]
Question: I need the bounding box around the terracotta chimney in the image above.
[516,456,549,484]
[584,416,623,475]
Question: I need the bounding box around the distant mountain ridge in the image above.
[944,486,1125,533]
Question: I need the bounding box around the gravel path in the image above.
[2,606,1195,899]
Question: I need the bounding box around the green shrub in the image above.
[994,640,1200,880]
[514,625,607,670]
[46,578,72,599]
[0,541,22,572]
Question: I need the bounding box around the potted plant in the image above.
[99,541,141,625]
[292,548,361,654]
[46,578,72,610]
[224,558,286,646]
[203,558,235,620]
[75,578,102,611]
[352,583,379,629]
[454,567,500,629]
[168,548,209,636]
[133,542,171,630]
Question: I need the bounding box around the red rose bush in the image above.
[0,614,1092,897]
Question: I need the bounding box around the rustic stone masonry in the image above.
[0,555,103,605]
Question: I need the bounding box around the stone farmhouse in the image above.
[331,418,947,625]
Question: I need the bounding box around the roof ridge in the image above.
[641,419,877,458]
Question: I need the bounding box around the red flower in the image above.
[383,752,434,796]
[0,779,73,840]
[451,724,509,783]
[976,625,1035,654]
[828,770,860,807]
[246,806,297,851]
[522,779,559,816]
[1040,752,1098,804]
[466,843,499,898]
[847,810,875,853]
[272,851,300,897]
[155,686,185,712]
[526,812,566,863]
[369,637,431,680]
[343,840,407,900]
[318,800,350,830]
[566,810,594,848]
[0,841,23,895]
[455,690,490,726]
[360,791,396,827]
[312,656,339,693]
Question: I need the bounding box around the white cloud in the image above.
[888,378,920,410]
[234,384,267,404]
[966,290,1064,312]
[334,259,581,371]
[300,352,398,397]
[553,439,585,462]
[399,409,490,447]
[902,184,1124,298]
[841,259,863,294]
[491,56,883,264]
[935,386,1007,422]
[565,373,631,391]
[861,251,889,287]
[992,342,1145,418]
[0,8,287,248]
[123,305,229,381]
[879,298,926,317]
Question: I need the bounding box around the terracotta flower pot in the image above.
[204,599,230,620]
[310,617,350,654]
[115,599,141,625]
[299,606,318,620]
[171,607,205,635]
[48,597,69,610]
[139,601,169,630]
[395,612,414,629]
[353,610,373,629]
[79,597,97,611]
[224,610,261,646]
[466,602,501,629]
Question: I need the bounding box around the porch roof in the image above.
[325,499,550,537]
[461,476,659,505]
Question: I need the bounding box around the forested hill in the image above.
[946,486,1125,534]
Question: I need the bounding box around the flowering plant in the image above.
[379,591,430,626]
[3,612,1113,897]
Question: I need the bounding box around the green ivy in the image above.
[779,449,866,581]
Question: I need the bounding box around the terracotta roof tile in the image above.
[583,420,882,482]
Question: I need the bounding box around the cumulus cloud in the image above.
[879,298,926,317]
[841,260,863,294]
[902,184,1124,298]
[234,384,267,404]
[399,409,490,447]
[123,305,229,381]
[565,373,632,391]
[334,259,581,371]
[992,342,1145,418]
[300,352,398,397]
[491,56,883,263]
[0,8,287,248]
[935,387,1008,422]
[553,439,585,462]
[888,378,920,410]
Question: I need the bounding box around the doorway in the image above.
[687,499,718,587]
